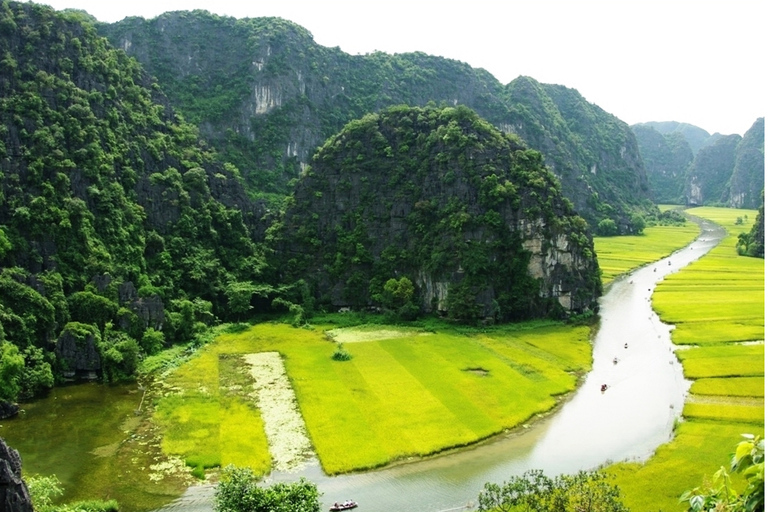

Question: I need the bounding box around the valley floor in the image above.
[607,207,764,511]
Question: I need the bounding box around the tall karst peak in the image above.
[276,105,602,323]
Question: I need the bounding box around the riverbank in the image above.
[608,207,764,511]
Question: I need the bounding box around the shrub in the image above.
[597,218,618,236]
[680,434,764,512]
[478,469,628,512]
[214,465,321,512]
[331,343,352,361]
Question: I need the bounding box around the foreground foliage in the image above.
[680,434,764,512]
[478,469,627,512]
[215,466,320,512]
[28,474,118,512]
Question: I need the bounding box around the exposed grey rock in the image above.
[0,402,19,420]
[55,324,101,377]
[0,439,34,512]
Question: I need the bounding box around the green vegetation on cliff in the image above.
[277,105,601,322]
[0,1,267,401]
[100,10,654,230]
[631,124,693,203]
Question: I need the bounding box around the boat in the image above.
[330,500,358,511]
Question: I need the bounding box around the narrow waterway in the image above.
[156,218,724,512]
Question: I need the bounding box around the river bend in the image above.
[160,219,724,512]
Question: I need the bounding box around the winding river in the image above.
[2,219,724,512]
[152,217,725,512]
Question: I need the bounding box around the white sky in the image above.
[25,0,766,136]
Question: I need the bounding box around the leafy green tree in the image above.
[28,474,64,512]
[140,327,165,355]
[478,469,628,512]
[67,291,118,331]
[680,434,764,512]
[597,218,619,236]
[214,465,321,512]
[18,345,54,399]
[0,340,24,401]
[98,325,140,382]
[224,281,257,319]
[28,473,118,512]
[630,213,646,234]
[382,277,415,309]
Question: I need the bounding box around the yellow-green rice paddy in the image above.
[148,206,762,510]
[154,322,592,475]
[609,206,764,511]
[593,222,700,284]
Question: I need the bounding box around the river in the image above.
[2,220,723,512]
[152,217,724,512]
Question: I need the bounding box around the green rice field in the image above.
[593,223,700,284]
[610,206,764,511]
[153,322,592,475]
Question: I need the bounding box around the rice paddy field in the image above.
[609,206,764,511]
[152,321,592,475]
[593,222,700,284]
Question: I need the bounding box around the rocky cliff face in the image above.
[0,439,33,512]
[100,11,653,229]
[684,134,741,205]
[634,119,763,208]
[277,106,601,322]
[503,78,652,229]
[728,118,764,208]
[631,124,693,203]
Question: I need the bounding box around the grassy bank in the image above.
[609,206,764,511]
[153,321,592,475]
[594,223,700,284]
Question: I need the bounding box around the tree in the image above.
[215,465,321,512]
[597,218,619,236]
[630,213,646,234]
[224,281,257,319]
[67,291,119,331]
[680,434,764,512]
[478,469,628,512]
[0,341,24,401]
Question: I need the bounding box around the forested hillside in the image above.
[277,105,601,321]
[684,134,742,205]
[0,1,268,402]
[728,117,764,208]
[631,124,693,203]
[100,10,654,231]
[633,119,764,208]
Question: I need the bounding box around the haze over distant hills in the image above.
[632,118,764,207]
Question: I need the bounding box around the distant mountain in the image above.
[630,125,693,204]
[99,10,654,231]
[685,134,742,205]
[728,118,764,208]
[633,119,763,208]
[639,121,715,154]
